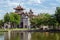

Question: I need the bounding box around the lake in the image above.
[0,31,60,40]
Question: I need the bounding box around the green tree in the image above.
[31,16,39,28]
[31,13,57,29]
[54,7,60,28]
[55,7,60,23]
[48,15,57,29]
[9,12,20,28]
[4,12,21,28]
[4,13,10,23]
[31,13,51,28]
[38,13,51,26]
[0,20,4,28]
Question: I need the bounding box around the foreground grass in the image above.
[0,28,36,32]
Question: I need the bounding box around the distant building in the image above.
[40,25,49,30]
[4,22,11,29]
[14,5,34,28]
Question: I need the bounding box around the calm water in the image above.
[0,32,4,40]
[0,31,60,40]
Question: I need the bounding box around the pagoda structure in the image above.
[14,5,33,28]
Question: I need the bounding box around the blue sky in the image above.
[0,0,60,19]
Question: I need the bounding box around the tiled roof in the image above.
[14,5,25,10]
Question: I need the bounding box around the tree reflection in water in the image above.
[31,32,60,40]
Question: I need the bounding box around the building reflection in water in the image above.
[4,31,31,40]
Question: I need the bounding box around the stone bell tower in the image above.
[14,5,31,29]
[14,5,24,28]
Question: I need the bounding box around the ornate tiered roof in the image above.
[14,5,25,10]
[29,9,33,14]
[14,5,35,17]
[28,9,34,17]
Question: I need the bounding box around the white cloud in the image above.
[7,2,19,7]
[0,14,4,19]
[56,0,60,2]
[29,0,41,4]
[9,2,19,6]
[49,3,59,7]
[0,10,3,12]
[40,9,54,14]
[32,8,55,15]
[0,9,9,19]
[0,12,3,19]
[7,1,24,8]
[6,1,24,12]
[0,10,6,12]
[25,0,46,5]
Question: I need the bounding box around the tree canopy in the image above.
[4,12,21,28]
[55,7,60,23]
[4,13,10,23]
[9,12,20,25]
[30,13,57,28]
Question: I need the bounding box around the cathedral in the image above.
[14,5,34,28]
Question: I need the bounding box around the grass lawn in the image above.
[0,28,36,32]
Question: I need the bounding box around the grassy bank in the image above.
[0,28,35,32]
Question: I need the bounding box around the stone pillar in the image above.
[23,19,25,28]
[27,18,31,29]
